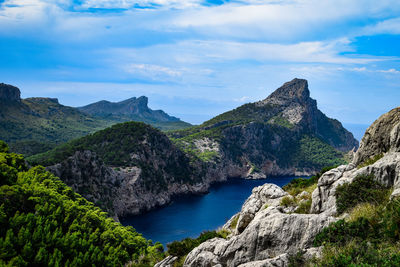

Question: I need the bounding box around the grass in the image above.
[280,196,296,207]
[335,174,390,214]
[357,153,384,169]
[346,203,380,223]
[295,200,312,214]
[230,215,239,230]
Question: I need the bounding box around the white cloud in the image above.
[124,63,182,78]
[362,17,400,35]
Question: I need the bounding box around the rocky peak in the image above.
[121,96,149,113]
[0,83,21,102]
[262,78,311,106]
[353,107,400,165]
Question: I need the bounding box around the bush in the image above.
[295,200,312,214]
[0,144,164,266]
[358,153,384,169]
[166,230,227,267]
[335,174,390,214]
[280,196,296,207]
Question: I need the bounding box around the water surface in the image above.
[121,176,296,246]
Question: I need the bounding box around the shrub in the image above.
[335,174,390,214]
[288,250,306,267]
[358,153,384,169]
[295,200,312,214]
[166,230,227,267]
[280,196,296,207]
[230,215,239,229]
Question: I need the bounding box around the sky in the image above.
[1,0,400,132]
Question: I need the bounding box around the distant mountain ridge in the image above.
[0,83,191,156]
[78,96,191,130]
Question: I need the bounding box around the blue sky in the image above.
[0,0,400,133]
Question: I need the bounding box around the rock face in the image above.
[172,79,358,180]
[183,106,400,267]
[184,184,336,266]
[353,107,400,166]
[0,83,21,102]
[41,122,210,220]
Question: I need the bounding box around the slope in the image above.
[0,140,164,266]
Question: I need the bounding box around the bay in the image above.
[121,176,297,246]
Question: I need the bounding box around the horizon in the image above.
[1,0,399,127]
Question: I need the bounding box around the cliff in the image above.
[29,122,211,219]
[177,106,400,266]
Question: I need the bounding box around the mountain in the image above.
[0,83,191,156]
[175,106,400,267]
[170,78,358,178]
[27,122,209,219]
[0,140,164,266]
[0,83,112,156]
[78,96,192,131]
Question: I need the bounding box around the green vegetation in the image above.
[282,166,337,214]
[283,165,336,195]
[0,96,191,157]
[295,200,312,214]
[357,153,384,169]
[312,173,400,266]
[335,174,390,214]
[28,121,198,194]
[166,231,227,267]
[289,136,346,170]
[230,215,239,230]
[268,116,294,129]
[280,196,296,207]
[288,250,307,267]
[0,140,164,266]
[0,98,114,156]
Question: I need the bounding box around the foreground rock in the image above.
[182,106,400,266]
[184,184,335,266]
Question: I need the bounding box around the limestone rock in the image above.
[353,107,400,166]
[184,207,335,267]
[154,256,178,267]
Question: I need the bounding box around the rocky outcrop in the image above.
[0,83,21,102]
[48,150,210,220]
[353,107,400,166]
[182,106,400,267]
[184,184,336,266]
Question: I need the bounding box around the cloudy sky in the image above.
[1,0,400,136]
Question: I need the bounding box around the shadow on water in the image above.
[120,176,298,246]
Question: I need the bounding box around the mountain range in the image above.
[0,83,190,156]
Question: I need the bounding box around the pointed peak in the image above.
[269,78,309,101]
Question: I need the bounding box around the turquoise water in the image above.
[121,177,296,246]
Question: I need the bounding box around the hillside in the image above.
[0,83,113,156]
[28,122,207,219]
[170,78,358,178]
[0,83,191,156]
[78,96,191,131]
[0,140,164,266]
[177,106,400,267]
